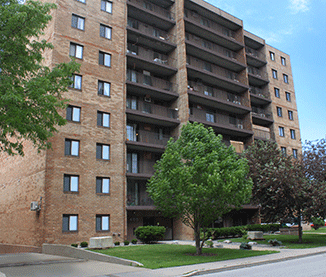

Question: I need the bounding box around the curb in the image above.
[185,250,326,276]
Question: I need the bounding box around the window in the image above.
[98,80,110,96]
[270,51,275,60]
[274,88,280,98]
[288,110,294,120]
[65,139,80,156]
[281,57,286,66]
[97,111,110,128]
[277,107,282,117]
[63,175,79,192]
[96,177,110,194]
[69,74,82,90]
[206,112,215,123]
[127,153,138,173]
[281,147,287,156]
[99,51,111,67]
[272,69,277,79]
[62,215,78,232]
[201,18,210,27]
[283,74,289,83]
[285,92,291,102]
[71,14,85,30]
[100,24,112,39]
[101,0,112,13]
[69,43,83,59]
[279,127,284,137]
[292,149,298,159]
[204,62,212,72]
[290,129,296,139]
[96,215,110,231]
[77,0,86,2]
[66,105,81,122]
[96,143,110,160]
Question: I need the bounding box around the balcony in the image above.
[189,107,253,137]
[187,81,251,115]
[186,56,248,93]
[127,0,175,31]
[245,46,266,67]
[127,44,177,76]
[253,127,274,141]
[185,33,246,72]
[184,9,244,51]
[126,129,171,152]
[250,86,271,105]
[126,98,179,127]
[126,69,178,101]
[127,182,154,209]
[127,18,176,53]
[252,107,273,127]
[247,66,269,86]
[126,154,158,179]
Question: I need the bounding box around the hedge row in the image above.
[205,224,281,239]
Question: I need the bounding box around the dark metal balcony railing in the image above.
[188,81,250,107]
[186,33,240,61]
[127,158,156,175]
[245,46,265,60]
[127,70,178,93]
[249,86,270,99]
[252,107,272,119]
[127,99,179,119]
[127,44,176,67]
[190,107,244,129]
[247,66,268,80]
[187,56,239,81]
[127,191,154,206]
[128,0,175,20]
[184,9,239,41]
[127,17,176,43]
[127,129,171,145]
[253,127,272,140]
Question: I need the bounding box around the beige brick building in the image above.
[0,0,301,247]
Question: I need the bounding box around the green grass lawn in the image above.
[304,226,326,233]
[219,233,326,249]
[92,244,277,269]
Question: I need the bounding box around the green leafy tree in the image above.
[147,122,252,255]
[244,140,307,242]
[0,0,80,155]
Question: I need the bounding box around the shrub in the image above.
[80,241,88,248]
[205,240,214,248]
[134,226,166,244]
[114,241,120,246]
[311,217,325,230]
[131,239,138,244]
[124,240,130,246]
[71,243,78,248]
[268,239,282,246]
[240,242,252,250]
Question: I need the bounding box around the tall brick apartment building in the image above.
[0,0,301,247]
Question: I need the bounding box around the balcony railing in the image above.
[127,43,176,67]
[127,157,157,175]
[186,33,240,61]
[253,127,272,140]
[188,81,250,107]
[128,0,175,20]
[184,9,240,42]
[187,56,239,81]
[249,86,270,99]
[127,129,171,146]
[245,46,265,61]
[127,17,176,44]
[127,70,178,93]
[247,66,268,80]
[190,107,244,129]
[127,99,179,119]
[252,107,272,119]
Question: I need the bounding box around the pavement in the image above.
[2,241,326,277]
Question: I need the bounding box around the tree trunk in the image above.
[298,209,303,243]
[194,222,202,255]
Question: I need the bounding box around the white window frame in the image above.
[66,105,81,122]
[101,0,112,13]
[69,43,83,59]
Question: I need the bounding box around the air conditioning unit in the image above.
[30,201,40,211]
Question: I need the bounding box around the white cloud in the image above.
[289,0,310,13]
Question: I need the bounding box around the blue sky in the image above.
[207,0,326,143]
